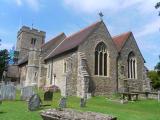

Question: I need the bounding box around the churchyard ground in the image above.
[0,91,160,120]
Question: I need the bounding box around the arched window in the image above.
[95,42,108,76]
[128,52,136,79]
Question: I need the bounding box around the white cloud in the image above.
[135,19,160,38]
[14,0,40,11]
[63,0,159,14]
[25,0,40,11]
[0,43,13,50]
[15,0,22,6]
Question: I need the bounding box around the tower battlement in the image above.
[17,26,45,37]
[16,25,46,60]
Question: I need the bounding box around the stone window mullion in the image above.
[102,52,104,76]
[98,52,100,75]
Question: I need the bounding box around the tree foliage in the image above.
[0,49,10,80]
[148,71,160,89]
[148,55,160,89]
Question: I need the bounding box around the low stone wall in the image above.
[41,109,117,120]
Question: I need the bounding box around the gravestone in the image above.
[59,97,67,108]
[28,94,42,111]
[0,84,16,100]
[0,94,2,104]
[44,91,53,101]
[21,86,35,100]
[80,98,86,107]
[158,91,160,102]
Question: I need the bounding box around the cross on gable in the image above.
[99,12,104,20]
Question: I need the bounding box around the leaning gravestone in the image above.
[0,84,16,100]
[28,94,42,111]
[59,97,67,108]
[21,86,35,101]
[80,98,86,107]
[44,90,53,101]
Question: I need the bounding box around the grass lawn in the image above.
[0,91,160,120]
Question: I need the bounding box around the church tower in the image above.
[16,26,46,60]
[16,26,46,86]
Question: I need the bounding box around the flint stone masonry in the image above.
[41,109,117,120]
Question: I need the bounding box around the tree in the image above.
[155,55,160,75]
[148,56,160,89]
[0,49,10,81]
[148,71,160,89]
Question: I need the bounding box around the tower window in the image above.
[31,38,36,46]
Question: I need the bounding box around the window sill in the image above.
[93,75,110,78]
[127,78,138,80]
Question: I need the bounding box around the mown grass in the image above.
[0,90,160,120]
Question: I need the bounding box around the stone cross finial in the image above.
[99,12,104,21]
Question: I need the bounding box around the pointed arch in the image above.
[128,52,137,79]
[95,42,108,76]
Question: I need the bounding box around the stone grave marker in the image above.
[0,84,16,100]
[158,90,160,102]
[28,94,42,111]
[80,98,86,107]
[0,94,2,104]
[44,90,53,101]
[21,86,35,100]
[59,97,67,108]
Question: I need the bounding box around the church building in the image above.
[15,20,151,97]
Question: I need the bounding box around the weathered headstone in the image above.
[0,84,16,100]
[0,94,2,104]
[44,91,53,101]
[80,98,86,107]
[59,97,67,108]
[28,94,42,111]
[21,86,35,100]
[158,91,160,102]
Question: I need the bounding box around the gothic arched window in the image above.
[128,52,137,79]
[95,42,108,76]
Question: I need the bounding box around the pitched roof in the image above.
[112,31,132,51]
[45,21,102,60]
[41,33,66,58]
[18,55,28,66]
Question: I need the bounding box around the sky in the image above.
[0,0,160,70]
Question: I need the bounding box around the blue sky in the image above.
[0,0,160,70]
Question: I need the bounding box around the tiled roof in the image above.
[41,33,66,58]
[112,31,132,51]
[45,21,102,60]
[18,55,28,66]
[41,33,66,49]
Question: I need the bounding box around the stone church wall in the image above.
[19,65,27,86]
[118,35,144,92]
[78,22,118,95]
[46,52,78,96]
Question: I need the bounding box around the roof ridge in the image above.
[44,21,102,60]
[66,21,101,40]
[112,31,132,52]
